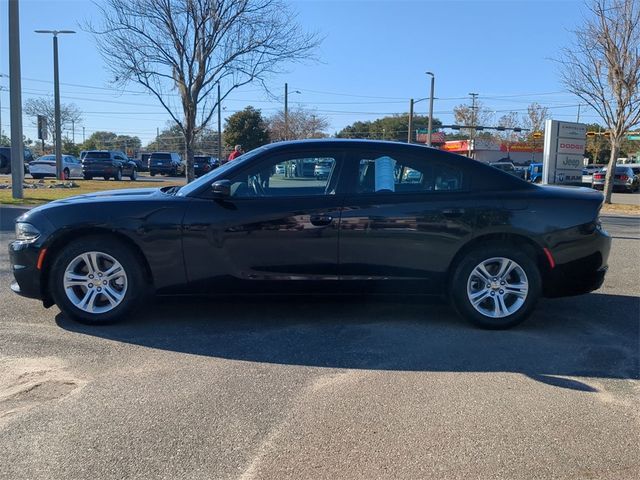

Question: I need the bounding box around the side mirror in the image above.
[211,179,231,197]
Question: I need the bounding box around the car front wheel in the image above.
[130,168,137,181]
[49,236,147,324]
[114,168,123,181]
[450,246,541,329]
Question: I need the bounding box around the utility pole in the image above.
[0,86,6,139]
[576,104,581,123]
[468,92,479,158]
[82,126,85,143]
[217,82,222,162]
[9,0,24,199]
[284,82,289,141]
[408,98,414,143]
[426,72,435,147]
[35,29,75,179]
[71,119,75,144]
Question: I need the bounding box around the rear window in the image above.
[194,156,208,162]
[85,152,111,159]
[151,153,172,160]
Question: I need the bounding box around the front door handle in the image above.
[310,215,333,226]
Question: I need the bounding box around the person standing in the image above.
[227,145,243,162]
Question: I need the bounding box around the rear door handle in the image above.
[310,215,333,226]
[442,208,465,217]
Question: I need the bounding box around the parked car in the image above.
[0,146,34,174]
[140,153,152,171]
[526,163,543,183]
[149,152,185,176]
[592,165,639,193]
[82,150,138,181]
[193,155,220,177]
[9,139,610,330]
[128,157,147,172]
[314,159,333,179]
[489,161,522,178]
[29,154,82,179]
[582,164,603,185]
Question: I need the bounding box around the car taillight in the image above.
[593,173,604,180]
[204,164,211,171]
[619,174,628,181]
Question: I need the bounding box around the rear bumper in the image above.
[543,226,611,298]
[150,165,176,174]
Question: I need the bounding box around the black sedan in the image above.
[194,155,220,177]
[9,140,611,329]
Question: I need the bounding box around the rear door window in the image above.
[356,152,464,194]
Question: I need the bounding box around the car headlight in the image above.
[15,222,41,243]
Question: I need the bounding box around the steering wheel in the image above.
[248,175,265,196]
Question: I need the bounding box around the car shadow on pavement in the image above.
[56,292,639,390]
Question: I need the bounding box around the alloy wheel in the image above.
[466,256,529,318]
[63,251,128,314]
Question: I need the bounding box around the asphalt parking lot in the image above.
[0,214,638,479]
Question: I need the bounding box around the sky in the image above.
[0,0,601,147]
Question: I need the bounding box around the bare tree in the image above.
[268,107,329,141]
[89,0,320,181]
[496,112,525,157]
[522,102,549,134]
[558,0,640,203]
[24,97,82,143]
[453,101,494,137]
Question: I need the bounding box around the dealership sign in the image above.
[542,120,586,185]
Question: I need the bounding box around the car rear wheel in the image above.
[449,246,541,329]
[150,171,156,176]
[62,168,70,180]
[84,174,93,180]
[50,236,147,324]
[130,168,137,181]
[32,174,44,179]
[114,168,123,181]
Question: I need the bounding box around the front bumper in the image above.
[9,240,45,300]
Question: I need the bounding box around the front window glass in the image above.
[228,156,337,198]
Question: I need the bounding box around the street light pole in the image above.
[408,98,414,143]
[35,29,75,180]
[426,72,435,147]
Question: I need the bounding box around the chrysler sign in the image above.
[542,120,587,185]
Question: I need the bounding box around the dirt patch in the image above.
[0,357,85,426]
[601,204,640,216]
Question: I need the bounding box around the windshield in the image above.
[176,145,269,197]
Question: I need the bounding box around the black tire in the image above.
[103,175,110,181]
[114,168,123,181]
[84,174,93,180]
[150,171,156,176]
[32,174,44,179]
[62,168,70,180]
[130,168,137,181]
[449,245,542,329]
[49,236,148,325]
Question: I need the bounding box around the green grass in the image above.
[0,178,181,205]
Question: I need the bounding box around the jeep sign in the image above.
[542,120,586,185]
